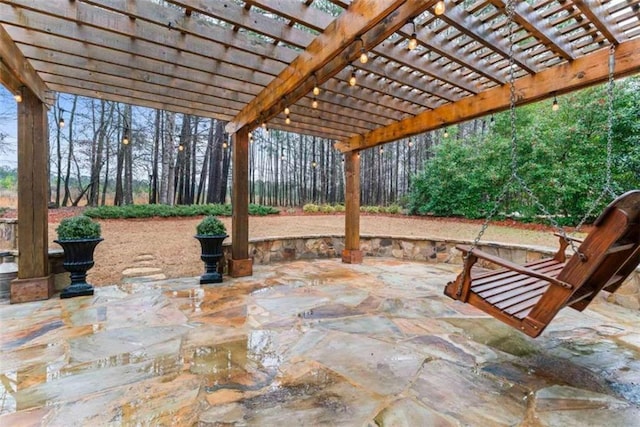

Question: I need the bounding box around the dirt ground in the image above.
[38,208,583,286]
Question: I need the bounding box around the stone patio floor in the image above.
[1,258,639,426]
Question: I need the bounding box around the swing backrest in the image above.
[558,190,640,300]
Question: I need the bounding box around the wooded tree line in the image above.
[409,77,640,223]
[45,77,638,213]
[46,95,442,208]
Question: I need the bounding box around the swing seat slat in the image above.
[444,190,640,338]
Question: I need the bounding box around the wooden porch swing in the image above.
[443,0,640,338]
[444,190,640,338]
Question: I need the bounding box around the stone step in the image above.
[133,254,156,262]
[122,266,164,278]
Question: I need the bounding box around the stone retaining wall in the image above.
[221,234,640,310]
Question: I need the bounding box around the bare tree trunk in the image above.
[61,95,78,207]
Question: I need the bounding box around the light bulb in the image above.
[443,131,449,138]
[408,141,413,147]
[284,106,290,115]
[434,1,446,16]
[223,142,228,149]
[379,147,384,154]
[59,118,65,128]
[285,115,291,125]
[312,98,318,109]
[312,161,317,168]
[552,97,559,111]
[313,85,320,96]
[349,71,357,87]
[359,50,368,64]
[178,144,183,151]
[261,122,266,129]
[408,34,418,50]
[122,136,129,145]
[14,94,22,103]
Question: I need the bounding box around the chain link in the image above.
[575,44,617,231]
[456,0,586,296]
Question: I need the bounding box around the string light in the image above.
[408,20,418,51]
[552,95,559,111]
[178,144,184,151]
[379,147,384,154]
[443,130,449,138]
[222,141,228,149]
[434,0,446,15]
[312,97,318,109]
[59,109,65,128]
[357,37,368,64]
[122,135,129,145]
[349,68,357,87]
[261,121,267,129]
[312,160,317,168]
[285,115,291,125]
[408,139,413,147]
[284,106,290,115]
[14,93,22,103]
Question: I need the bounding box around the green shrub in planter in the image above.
[56,215,101,240]
[196,216,227,236]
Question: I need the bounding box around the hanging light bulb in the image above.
[552,96,559,111]
[408,140,414,147]
[312,97,318,109]
[312,160,317,168]
[284,106,290,115]
[313,85,320,96]
[349,68,357,87]
[122,135,129,145]
[223,141,228,149]
[285,115,291,125]
[408,34,418,51]
[443,130,449,138]
[14,93,22,103]
[434,0,446,16]
[379,147,384,154]
[359,49,368,64]
[261,121,267,129]
[408,20,418,51]
[178,144,184,151]
[357,38,368,64]
[59,117,65,128]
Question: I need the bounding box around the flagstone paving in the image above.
[0,258,638,426]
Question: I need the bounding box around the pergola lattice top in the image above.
[1,0,639,151]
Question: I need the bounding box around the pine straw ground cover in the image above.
[6,206,587,286]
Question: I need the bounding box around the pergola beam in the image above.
[226,0,436,134]
[0,25,48,103]
[335,38,640,152]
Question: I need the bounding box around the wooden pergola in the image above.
[1,0,639,302]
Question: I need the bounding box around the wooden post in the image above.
[342,150,362,264]
[228,126,252,277]
[11,87,53,303]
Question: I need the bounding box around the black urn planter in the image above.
[195,234,227,284]
[54,238,103,299]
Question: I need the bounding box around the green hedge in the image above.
[83,203,279,219]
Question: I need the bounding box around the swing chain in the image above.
[456,0,586,296]
[456,0,518,296]
[575,44,617,232]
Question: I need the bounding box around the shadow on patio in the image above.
[1,258,639,425]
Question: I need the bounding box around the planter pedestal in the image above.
[195,235,227,284]
[54,238,103,299]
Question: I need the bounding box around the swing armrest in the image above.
[456,245,573,290]
[553,233,584,244]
